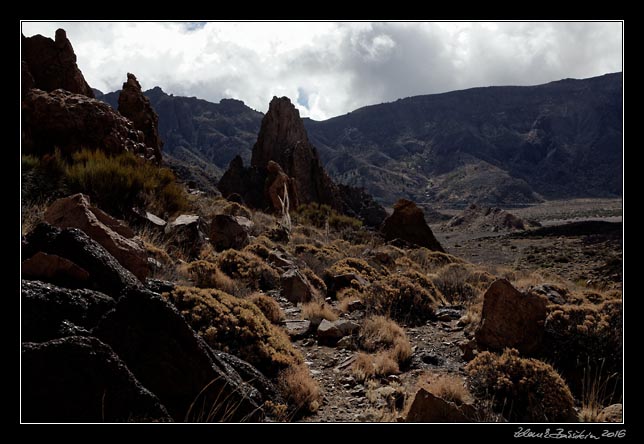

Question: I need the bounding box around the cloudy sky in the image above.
[21,21,622,120]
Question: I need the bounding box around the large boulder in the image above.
[22,88,157,161]
[21,29,94,97]
[94,289,265,422]
[209,214,252,252]
[45,193,148,281]
[317,319,360,346]
[22,336,171,422]
[475,279,548,355]
[21,280,115,342]
[22,223,142,299]
[381,199,445,252]
[118,73,163,163]
[405,388,476,422]
[164,214,207,259]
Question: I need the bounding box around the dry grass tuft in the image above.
[302,301,338,326]
[187,260,240,295]
[417,373,470,405]
[278,364,321,416]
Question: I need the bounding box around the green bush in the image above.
[466,348,578,422]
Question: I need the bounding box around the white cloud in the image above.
[21,21,622,120]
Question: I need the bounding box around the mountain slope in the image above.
[304,72,622,206]
[97,73,622,206]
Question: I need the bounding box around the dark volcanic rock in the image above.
[337,184,387,227]
[381,199,444,252]
[21,280,115,342]
[21,89,157,161]
[209,214,252,252]
[118,73,163,163]
[475,279,548,355]
[21,61,35,97]
[164,214,207,259]
[45,193,148,281]
[22,336,171,422]
[22,223,142,298]
[21,251,90,288]
[446,203,537,232]
[21,29,94,97]
[94,289,264,422]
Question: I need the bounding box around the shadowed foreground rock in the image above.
[405,388,476,422]
[94,289,266,422]
[22,336,171,422]
[21,279,115,343]
[475,279,548,355]
[22,223,142,298]
[381,199,445,252]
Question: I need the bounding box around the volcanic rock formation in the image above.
[21,29,94,97]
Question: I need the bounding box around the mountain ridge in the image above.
[95,72,623,206]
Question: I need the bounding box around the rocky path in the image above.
[274,295,470,422]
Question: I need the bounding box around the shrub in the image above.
[216,249,280,291]
[187,260,239,294]
[466,348,577,422]
[222,202,252,219]
[21,152,68,203]
[65,149,188,217]
[250,293,285,325]
[278,364,321,416]
[542,298,622,400]
[416,373,470,405]
[358,316,407,353]
[432,263,494,304]
[405,248,464,272]
[324,257,383,286]
[295,203,362,232]
[362,271,445,325]
[243,236,277,260]
[165,286,302,377]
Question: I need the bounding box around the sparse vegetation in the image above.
[294,203,363,232]
[302,301,338,326]
[187,260,240,295]
[278,364,321,416]
[466,348,577,422]
[165,286,302,377]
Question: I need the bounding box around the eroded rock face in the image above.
[21,29,94,97]
[44,194,148,281]
[281,268,315,303]
[22,89,157,161]
[118,73,163,163]
[22,223,142,299]
[381,199,445,252]
[21,251,90,288]
[475,279,548,355]
[94,289,265,422]
[22,336,171,422]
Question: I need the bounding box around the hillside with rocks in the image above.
[21,28,623,424]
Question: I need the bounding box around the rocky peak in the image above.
[21,28,94,98]
[118,73,163,163]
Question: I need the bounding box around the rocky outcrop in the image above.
[22,223,142,299]
[94,289,265,421]
[118,73,163,163]
[21,29,94,97]
[164,214,207,259]
[381,199,445,252]
[21,61,35,98]
[21,88,157,161]
[21,279,115,343]
[218,96,386,225]
[22,336,171,422]
[44,194,148,281]
[475,279,548,355]
[405,388,476,422]
[209,214,252,252]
